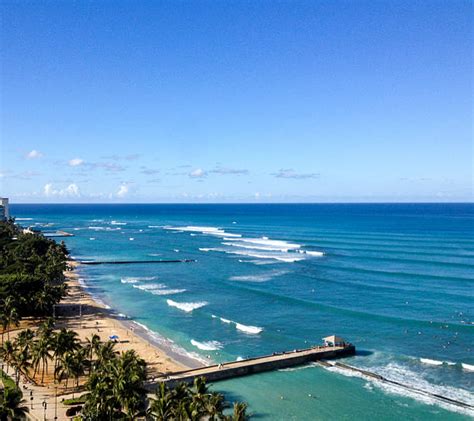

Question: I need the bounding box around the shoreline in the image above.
[62,260,205,376]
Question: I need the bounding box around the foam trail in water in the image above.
[420,358,443,366]
[190,339,223,351]
[132,283,166,291]
[213,315,263,334]
[229,270,288,282]
[167,299,208,312]
[111,220,127,225]
[224,249,305,262]
[122,276,158,283]
[462,363,474,372]
[133,322,209,366]
[235,323,263,334]
[338,362,474,416]
[151,288,186,296]
[229,237,301,250]
[164,225,241,238]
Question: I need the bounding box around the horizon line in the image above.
[8,201,474,205]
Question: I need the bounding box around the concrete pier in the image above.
[80,259,196,265]
[158,344,355,387]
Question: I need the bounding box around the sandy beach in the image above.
[60,261,191,378]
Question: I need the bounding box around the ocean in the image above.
[10,203,474,420]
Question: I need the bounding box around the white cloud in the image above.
[43,183,81,197]
[189,168,207,178]
[69,158,84,167]
[43,183,55,196]
[116,183,129,198]
[26,150,43,159]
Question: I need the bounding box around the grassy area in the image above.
[0,368,17,390]
[62,396,86,405]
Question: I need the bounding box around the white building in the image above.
[0,197,9,220]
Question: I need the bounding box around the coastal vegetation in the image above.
[0,219,68,319]
[0,220,249,419]
[1,320,248,419]
[0,368,29,420]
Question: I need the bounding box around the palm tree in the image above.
[55,352,75,390]
[147,383,174,420]
[31,336,52,384]
[11,349,31,386]
[93,341,116,370]
[0,341,16,375]
[15,329,34,354]
[84,334,101,373]
[1,297,19,343]
[0,387,29,420]
[229,402,248,421]
[51,328,80,372]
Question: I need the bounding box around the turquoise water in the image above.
[11,204,474,419]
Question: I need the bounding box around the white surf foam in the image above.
[122,276,158,283]
[420,358,443,366]
[88,226,105,231]
[341,362,474,416]
[190,339,223,351]
[150,288,186,296]
[133,322,209,366]
[212,314,263,334]
[222,242,295,252]
[121,278,139,284]
[298,250,325,257]
[224,249,305,262]
[132,283,167,291]
[111,220,127,225]
[166,299,208,313]
[164,225,241,238]
[230,237,300,249]
[236,323,263,334]
[229,270,288,282]
[89,237,96,241]
[462,363,474,372]
[16,217,33,221]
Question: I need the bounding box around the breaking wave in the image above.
[224,249,305,262]
[166,299,208,312]
[235,323,264,334]
[212,315,263,334]
[190,339,223,351]
[229,270,288,282]
[164,226,241,238]
[462,363,474,372]
[420,358,443,366]
[332,362,474,416]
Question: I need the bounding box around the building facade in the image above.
[0,197,10,220]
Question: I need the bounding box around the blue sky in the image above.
[1,0,472,203]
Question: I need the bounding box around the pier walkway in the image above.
[79,259,196,265]
[157,344,355,387]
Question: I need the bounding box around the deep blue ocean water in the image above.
[11,203,474,419]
